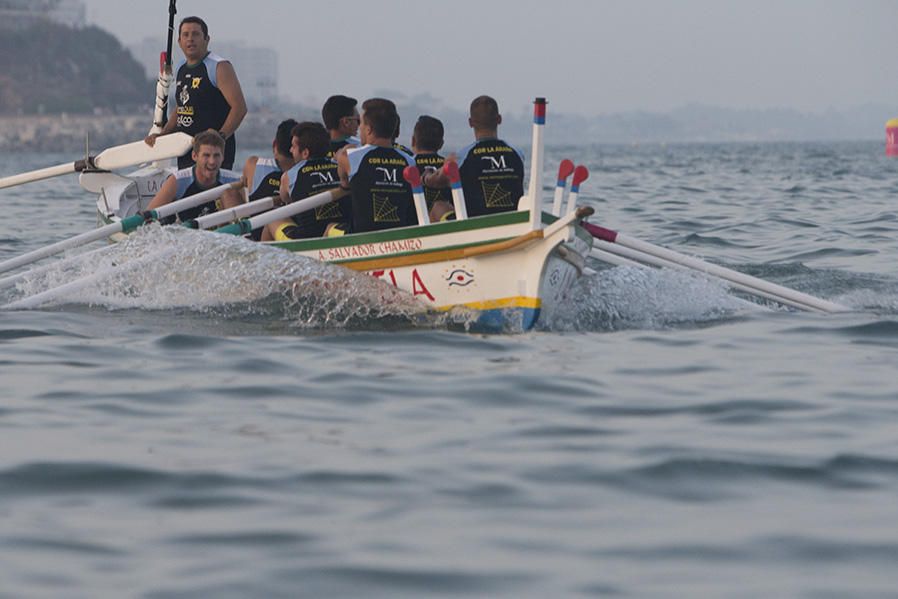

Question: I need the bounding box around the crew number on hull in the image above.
[369,268,435,302]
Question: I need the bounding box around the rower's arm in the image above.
[279,171,291,206]
[216,61,248,139]
[146,174,177,210]
[336,148,351,190]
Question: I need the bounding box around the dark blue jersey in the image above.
[248,157,283,201]
[456,138,525,217]
[347,145,416,233]
[166,166,241,222]
[414,152,451,211]
[174,52,235,169]
[282,157,345,238]
[326,135,360,159]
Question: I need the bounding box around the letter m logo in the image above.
[312,171,336,183]
[483,156,508,169]
[375,167,398,182]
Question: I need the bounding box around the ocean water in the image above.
[1,141,898,597]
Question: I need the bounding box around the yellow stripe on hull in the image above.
[435,296,542,312]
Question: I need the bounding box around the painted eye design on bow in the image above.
[446,269,475,287]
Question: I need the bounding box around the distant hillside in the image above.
[0,21,152,115]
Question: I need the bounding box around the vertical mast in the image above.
[527,97,546,230]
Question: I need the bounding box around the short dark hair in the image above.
[179,16,209,38]
[275,119,298,157]
[321,95,358,130]
[361,98,399,139]
[413,116,444,152]
[290,122,330,159]
[470,95,500,129]
[193,129,225,152]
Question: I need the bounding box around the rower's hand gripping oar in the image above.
[402,166,431,225]
[0,180,242,275]
[551,159,575,216]
[0,133,193,190]
[582,221,849,314]
[215,187,349,237]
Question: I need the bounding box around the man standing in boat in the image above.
[146,130,242,222]
[145,16,247,170]
[424,96,524,218]
[322,95,360,158]
[335,98,416,233]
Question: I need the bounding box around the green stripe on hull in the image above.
[270,211,532,252]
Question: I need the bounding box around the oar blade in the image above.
[94,132,193,170]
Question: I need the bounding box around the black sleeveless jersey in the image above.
[174,52,235,169]
[456,138,525,217]
[414,152,451,211]
[284,158,345,238]
[174,53,231,136]
[347,145,416,233]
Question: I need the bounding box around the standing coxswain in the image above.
[145,16,247,170]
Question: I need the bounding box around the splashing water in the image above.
[6,225,431,331]
[5,223,885,334]
[540,265,763,332]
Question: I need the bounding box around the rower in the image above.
[322,95,360,158]
[261,122,345,241]
[392,113,414,156]
[411,115,454,222]
[239,119,298,239]
[335,98,417,233]
[145,16,247,170]
[424,95,524,218]
[146,129,242,222]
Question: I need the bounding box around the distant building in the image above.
[129,37,278,110]
[0,0,86,29]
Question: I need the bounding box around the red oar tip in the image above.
[557,159,575,180]
[402,166,422,187]
[443,160,460,183]
[572,165,589,186]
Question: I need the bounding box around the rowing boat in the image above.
[83,98,597,332]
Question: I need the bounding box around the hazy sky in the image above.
[82,0,897,116]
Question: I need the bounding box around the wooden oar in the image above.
[402,167,431,225]
[189,195,276,230]
[0,244,114,291]
[565,166,589,215]
[582,222,849,313]
[442,160,468,220]
[551,159,575,216]
[0,133,193,190]
[4,248,178,311]
[215,187,349,237]
[0,180,241,275]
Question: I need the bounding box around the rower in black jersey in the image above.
[322,95,360,159]
[239,119,297,240]
[144,16,247,170]
[411,115,452,215]
[456,96,525,217]
[261,122,346,241]
[336,98,416,233]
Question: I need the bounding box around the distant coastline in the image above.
[2,100,892,154]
